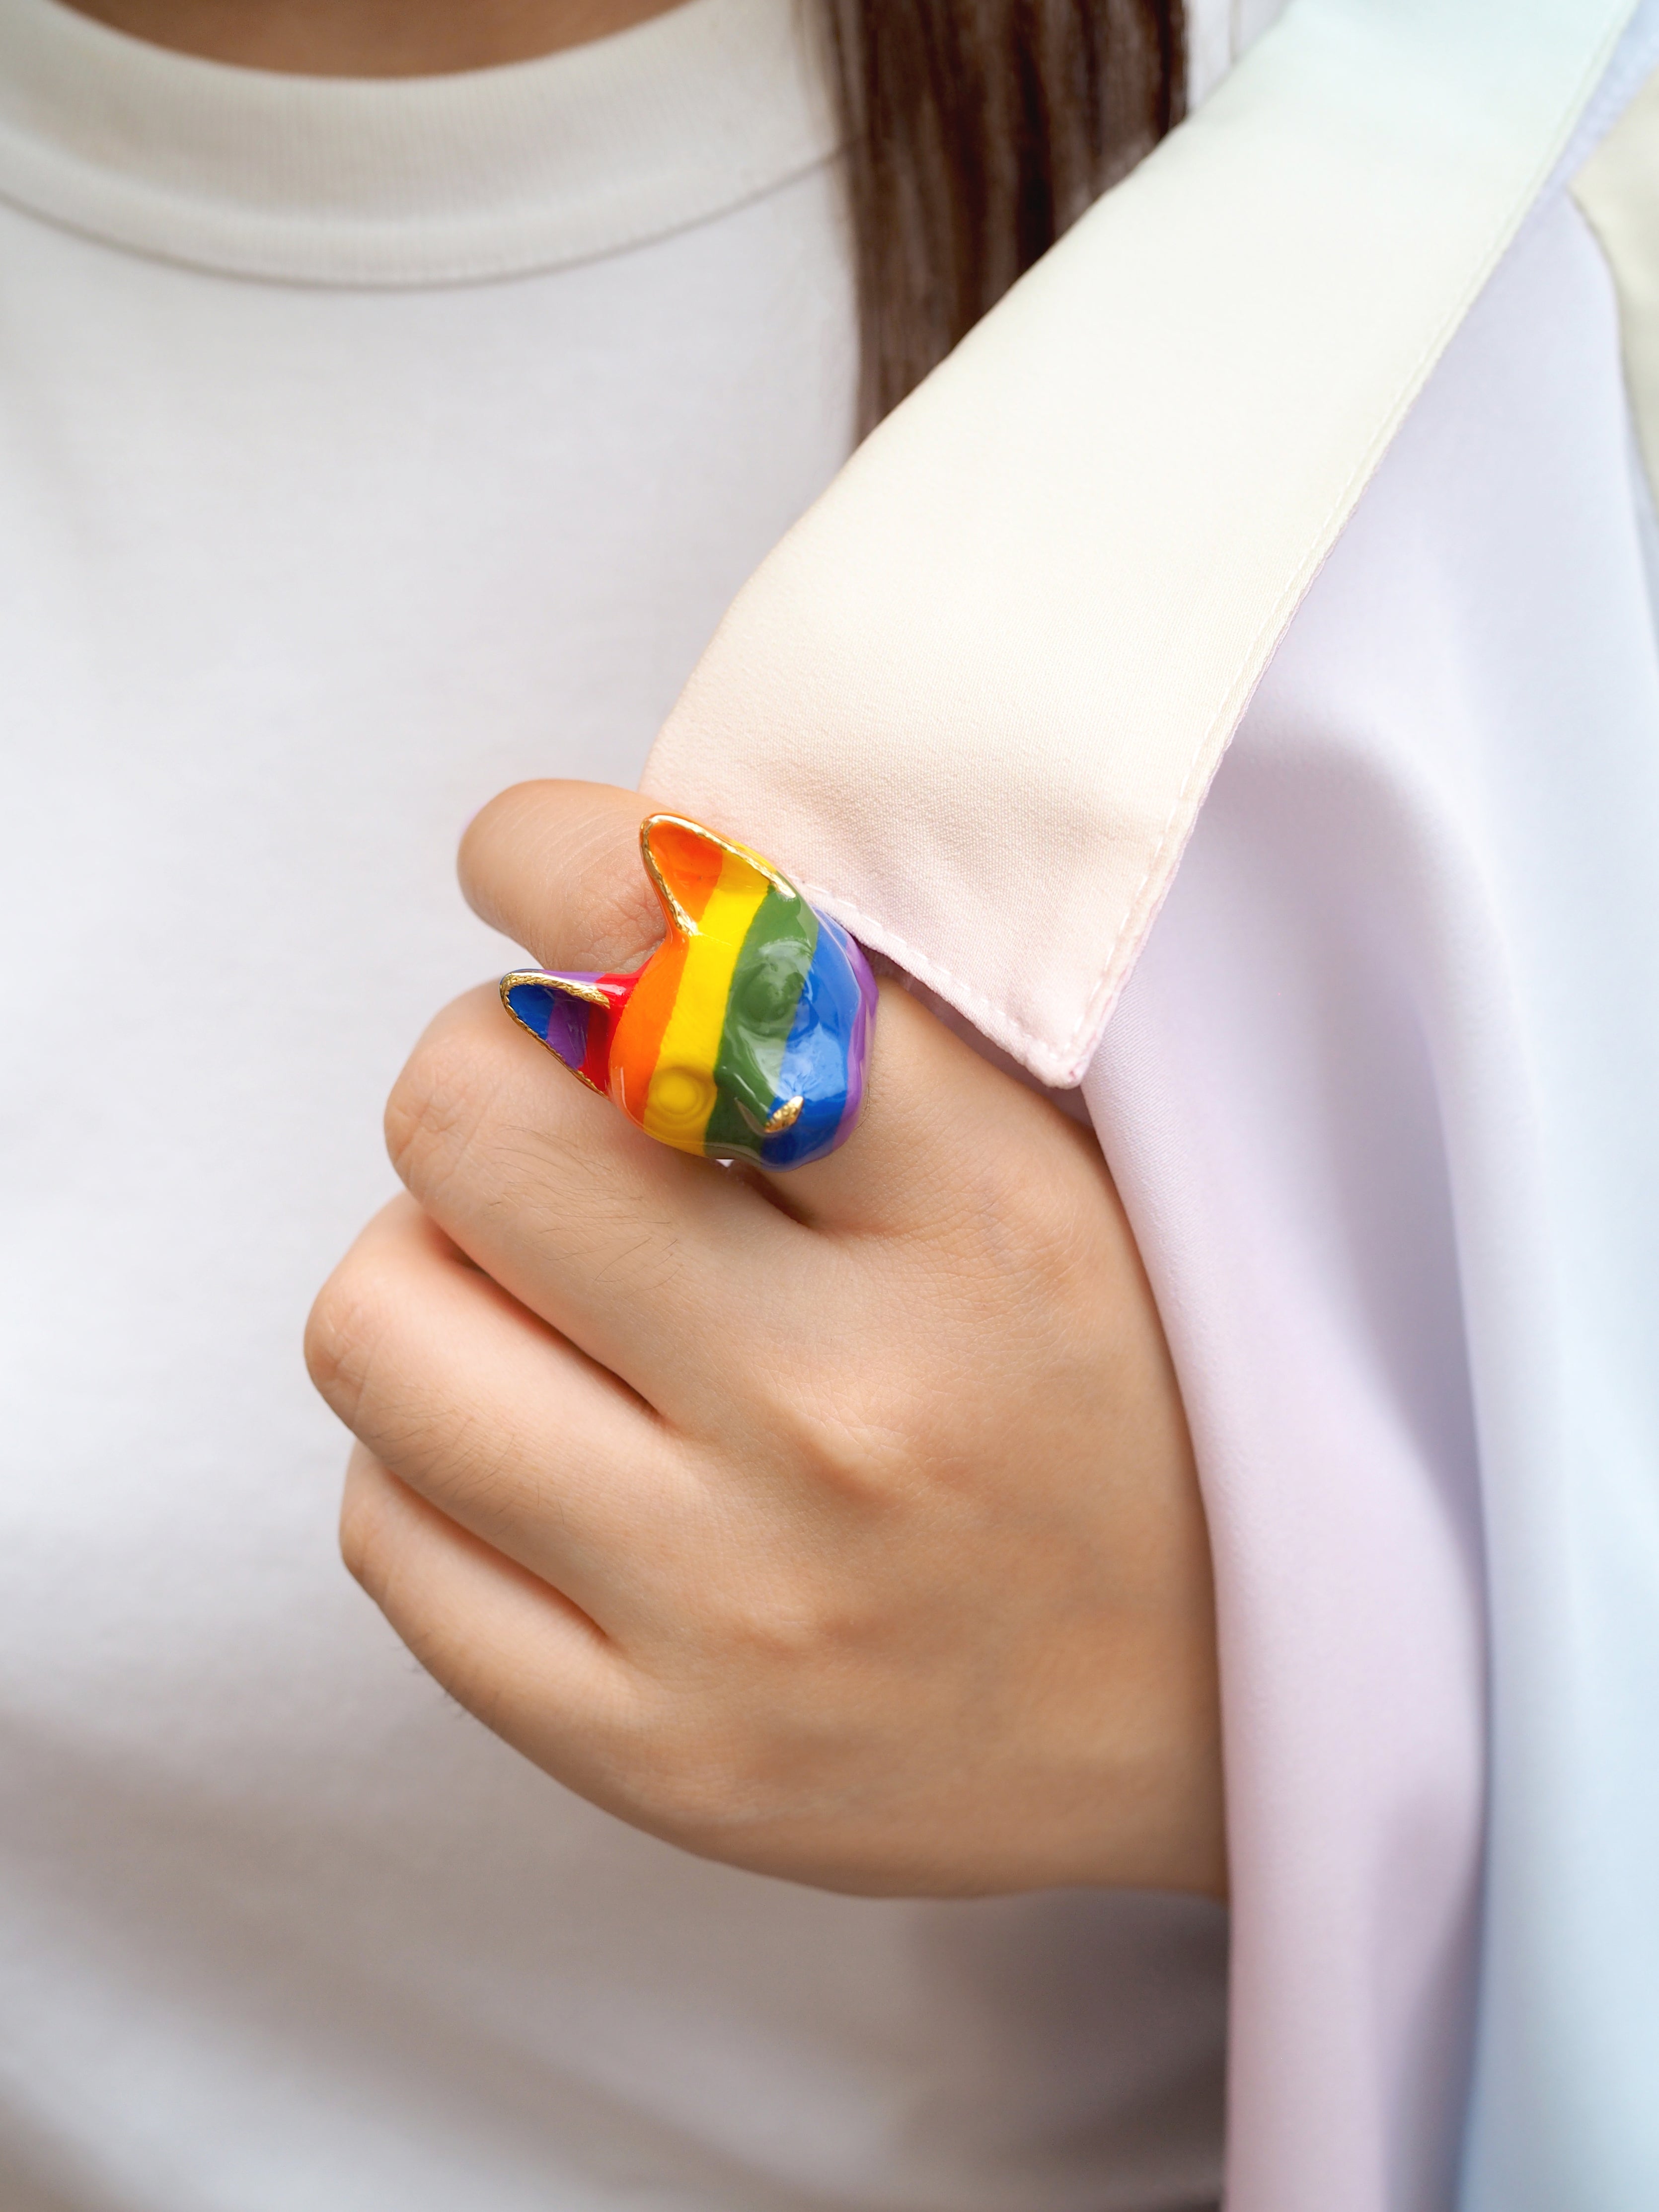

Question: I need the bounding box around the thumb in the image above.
[458,777,1088,1237]
[460,779,663,976]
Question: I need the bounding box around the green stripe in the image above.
[702,889,818,1154]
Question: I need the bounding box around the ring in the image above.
[501,814,877,1169]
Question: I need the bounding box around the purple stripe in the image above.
[831,933,877,1148]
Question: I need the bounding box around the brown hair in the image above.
[820,0,1185,435]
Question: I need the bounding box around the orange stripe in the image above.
[649,820,724,925]
[608,824,734,1124]
[609,936,685,1123]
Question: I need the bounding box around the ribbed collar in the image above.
[0,0,838,283]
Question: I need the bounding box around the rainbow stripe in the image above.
[502,815,876,1170]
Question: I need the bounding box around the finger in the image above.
[383,984,817,1423]
[759,976,1106,1237]
[460,778,1093,1238]
[339,1444,647,1792]
[460,779,661,973]
[308,1197,706,1629]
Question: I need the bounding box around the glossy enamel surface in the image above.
[502,815,876,1168]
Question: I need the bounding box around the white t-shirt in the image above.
[0,0,1228,2206]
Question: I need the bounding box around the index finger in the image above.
[458,780,1104,1238]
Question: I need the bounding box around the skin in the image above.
[57,0,686,75]
[307,781,1226,1899]
[110,0,1225,1900]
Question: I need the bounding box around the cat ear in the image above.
[639,814,795,936]
[500,971,614,1093]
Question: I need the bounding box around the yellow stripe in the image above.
[641,857,768,1151]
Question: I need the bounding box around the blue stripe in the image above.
[760,923,865,1167]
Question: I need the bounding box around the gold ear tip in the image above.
[639,811,798,902]
[501,970,609,1006]
[639,809,702,846]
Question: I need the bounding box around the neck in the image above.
[55,0,692,74]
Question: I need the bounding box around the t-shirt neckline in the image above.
[0,0,838,285]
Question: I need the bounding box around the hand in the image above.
[305,781,1224,1897]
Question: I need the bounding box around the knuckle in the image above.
[785,1357,943,1498]
[738,1588,880,1678]
[304,1259,386,1421]
[697,1511,888,1670]
[715,1574,829,1667]
[308,1265,515,1504]
[383,1024,493,1198]
[337,1458,390,1596]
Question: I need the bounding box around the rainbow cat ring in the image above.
[500,815,877,1169]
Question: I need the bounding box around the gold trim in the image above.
[502,968,609,1007]
[499,970,608,1095]
[638,811,799,938]
[764,1095,805,1134]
